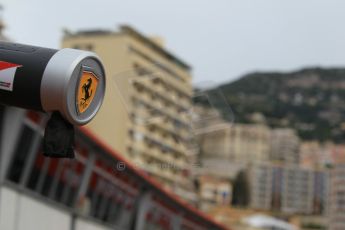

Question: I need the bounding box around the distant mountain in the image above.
[205,67,345,142]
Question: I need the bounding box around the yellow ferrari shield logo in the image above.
[77,71,99,114]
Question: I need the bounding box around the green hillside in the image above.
[208,68,345,142]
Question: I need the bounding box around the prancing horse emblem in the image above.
[77,71,99,114]
[82,78,93,102]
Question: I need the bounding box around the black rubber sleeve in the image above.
[0,42,57,111]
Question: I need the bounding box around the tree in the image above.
[232,170,250,207]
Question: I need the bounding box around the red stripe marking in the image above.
[0,61,21,71]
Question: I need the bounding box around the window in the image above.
[84,156,138,227]
[25,148,86,207]
[52,159,86,206]
[133,63,152,76]
[129,46,186,83]
[134,132,144,142]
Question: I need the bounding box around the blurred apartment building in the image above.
[195,107,271,179]
[198,122,271,163]
[328,164,345,230]
[247,164,272,211]
[248,163,329,215]
[195,107,300,179]
[300,141,345,169]
[197,175,232,211]
[62,26,196,202]
[270,128,300,165]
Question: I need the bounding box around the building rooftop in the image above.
[72,29,112,36]
[64,25,191,71]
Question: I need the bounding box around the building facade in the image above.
[195,113,272,181]
[197,175,232,212]
[329,164,345,230]
[62,26,195,202]
[280,166,314,214]
[248,164,272,210]
[248,163,329,215]
[270,128,300,165]
[195,103,271,164]
[300,141,345,169]
[198,122,271,164]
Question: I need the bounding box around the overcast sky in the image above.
[1,0,345,84]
